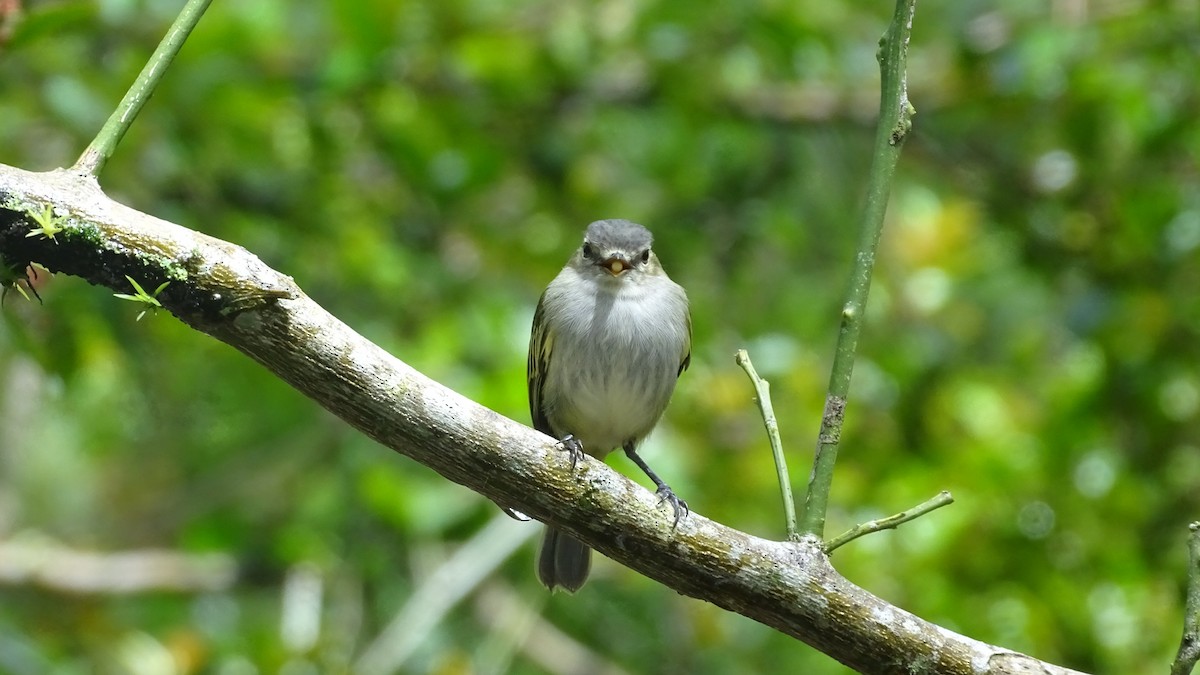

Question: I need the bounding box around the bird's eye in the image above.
[582,243,594,258]
[639,249,650,263]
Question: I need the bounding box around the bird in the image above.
[527,218,691,592]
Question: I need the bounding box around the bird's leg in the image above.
[623,442,688,527]
[558,434,586,471]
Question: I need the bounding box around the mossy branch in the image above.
[0,162,1090,675]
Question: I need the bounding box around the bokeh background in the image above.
[2,1,1199,673]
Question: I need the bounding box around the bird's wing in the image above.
[527,292,555,435]
[677,310,692,378]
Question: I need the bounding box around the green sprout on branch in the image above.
[1,263,48,305]
[114,275,169,321]
[25,205,67,243]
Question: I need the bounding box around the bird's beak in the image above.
[601,256,630,276]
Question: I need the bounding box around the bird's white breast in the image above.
[539,267,689,458]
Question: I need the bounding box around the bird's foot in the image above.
[558,435,586,471]
[655,485,689,528]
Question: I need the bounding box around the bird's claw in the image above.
[655,485,689,528]
[558,435,585,471]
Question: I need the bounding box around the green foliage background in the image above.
[2,1,1198,673]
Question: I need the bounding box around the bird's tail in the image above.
[537,527,591,593]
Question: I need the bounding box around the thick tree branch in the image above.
[0,164,1086,675]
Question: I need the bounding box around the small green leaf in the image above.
[113,275,168,320]
[1,264,44,305]
[26,205,66,243]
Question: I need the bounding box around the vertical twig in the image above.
[800,0,918,538]
[735,349,797,541]
[1171,522,1200,675]
[72,0,214,178]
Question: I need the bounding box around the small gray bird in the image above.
[528,218,691,593]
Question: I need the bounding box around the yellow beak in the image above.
[602,257,630,275]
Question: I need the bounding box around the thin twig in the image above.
[354,514,535,675]
[824,491,953,553]
[472,583,629,675]
[72,0,213,177]
[800,0,917,538]
[0,535,235,593]
[1171,522,1200,675]
[735,349,797,540]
